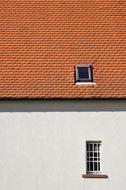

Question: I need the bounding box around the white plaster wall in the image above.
[0,100,126,190]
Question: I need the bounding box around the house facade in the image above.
[0,100,126,190]
[0,1,126,190]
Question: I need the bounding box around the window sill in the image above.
[82,174,108,178]
[76,82,96,85]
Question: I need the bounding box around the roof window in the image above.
[75,64,92,83]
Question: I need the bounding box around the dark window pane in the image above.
[98,144,100,151]
[94,162,98,171]
[98,162,100,171]
[90,157,93,161]
[87,143,89,151]
[87,152,90,161]
[89,152,93,157]
[87,152,89,158]
[87,152,90,158]
[94,144,98,151]
[87,162,89,171]
[94,152,97,157]
[78,67,89,79]
[90,144,93,151]
[90,162,93,171]
[94,157,97,161]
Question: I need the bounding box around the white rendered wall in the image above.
[0,100,126,190]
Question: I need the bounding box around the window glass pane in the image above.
[87,152,90,158]
[94,157,97,161]
[94,162,98,171]
[78,67,89,79]
[98,162,100,171]
[94,152,97,157]
[87,143,89,151]
[90,162,93,171]
[89,152,93,157]
[98,144,100,151]
[90,144,93,151]
[94,144,98,151]
[87,162,89,171]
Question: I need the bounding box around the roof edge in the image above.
[0,97,126,101]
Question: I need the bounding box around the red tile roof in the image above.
[0,1,126,99]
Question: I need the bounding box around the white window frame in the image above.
[75,64,92,82]
[86,141,102,174]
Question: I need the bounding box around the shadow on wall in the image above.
[0,100,125,112]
